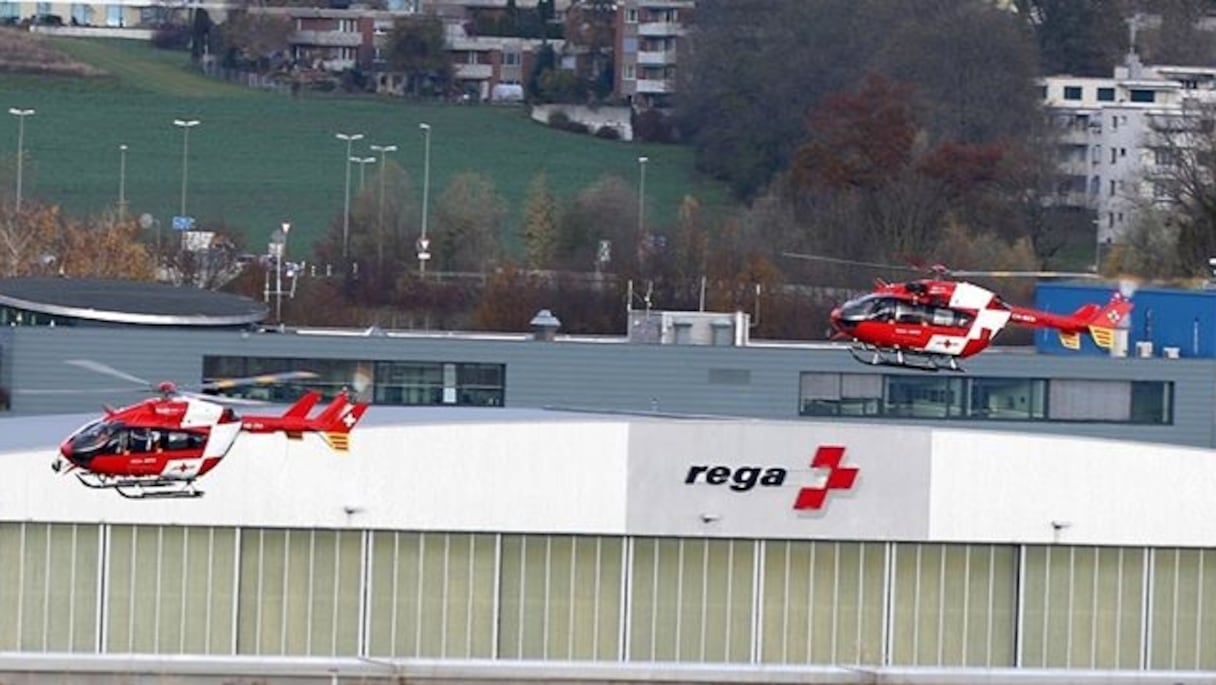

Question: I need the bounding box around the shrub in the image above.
[594,125,621,140]
[151,24,191,50]
[633,108,675,143]
[547,110,570,129]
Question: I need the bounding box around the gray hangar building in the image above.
[0,277,1213,684]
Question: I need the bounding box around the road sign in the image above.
[171,216,195,231]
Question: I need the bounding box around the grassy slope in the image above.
[0,38,726,257]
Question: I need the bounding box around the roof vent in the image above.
[530,309,561,341]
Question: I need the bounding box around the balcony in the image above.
[455,63,494,80]
[636,78,673,94]
[637,50,675,65]
[292,30,362,47]
[639,21,684,37]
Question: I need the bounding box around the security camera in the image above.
[700,513,720,523]
[1051,520,1071,531]
[343,506,364,516]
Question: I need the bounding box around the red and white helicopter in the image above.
[48,360,369,499]
[785,253,1134,372]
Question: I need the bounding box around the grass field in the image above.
[0,38,727,256]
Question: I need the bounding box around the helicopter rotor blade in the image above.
[780,252,926,274]
[177,390,270,406]
[65,359,154,388]
[946,269,1103,279]
[200,370,319,393]
[16,387,147,396]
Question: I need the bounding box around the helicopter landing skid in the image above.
[849,345,964,373]
[75,473,204,499]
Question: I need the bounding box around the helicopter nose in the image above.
[52,445,70,473]
[830,307,847,330]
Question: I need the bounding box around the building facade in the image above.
[0,322,1210,449]
[1,409,1215,678]
[1040,58,1216,248]
[613,0,692,108]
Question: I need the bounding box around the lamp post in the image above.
[118,144,128,222]
[637,155,648,265]
[274,221,290,324]
[172,119,200,221]
[8,108,35,213]
[336,132,364,259]
[418,122,432,276]
[351,155,376,191]
[369,143,397,271]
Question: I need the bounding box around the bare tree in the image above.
[1144,102,1216,275]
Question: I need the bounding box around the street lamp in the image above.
[335,132,364,259]
[637,155,648,263]
[8,108,35,213]
[369,143,397,270]
[350,155,376,192]
[273,221,290,324]
[418,122,432,276]
[173,119,200,221]
[118,144,128,222]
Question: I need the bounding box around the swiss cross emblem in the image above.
[793,445,858,511]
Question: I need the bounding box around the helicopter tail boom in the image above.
[242,391,369,450]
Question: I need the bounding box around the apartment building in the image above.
[614,0,692,108]
[1041,55,1216,249]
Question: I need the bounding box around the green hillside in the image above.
[0,38,726,257]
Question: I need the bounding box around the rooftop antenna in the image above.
[1125,13,1143,76]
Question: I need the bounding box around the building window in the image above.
[1109,179,1116,196]
[623,36,637,54]
[1038,85,1048,99]
[1097,87,1115,101]
[799,373,881,416]
[1063,85,1082,100]
[885,376,964,418]
[503,51,520,66]
[798,373,1170,424]
[1130,89,1155,103]
[623,63,635,80]
[0,2,17,19]
[203,356,505,407]
[1110,148,1117,164]
[969,377,1046,420]
[625,7,637,23]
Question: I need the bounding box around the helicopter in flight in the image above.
[784,253,1134,372]
[47,360,369,499]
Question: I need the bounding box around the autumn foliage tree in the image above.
[519,173,559,269]
[0,203,154,279]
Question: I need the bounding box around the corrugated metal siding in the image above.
[4,326,1214,447]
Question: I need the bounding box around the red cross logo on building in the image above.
[793,445,858,511]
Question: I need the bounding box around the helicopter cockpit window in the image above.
[838,294,879,322]
[70,419,113,455]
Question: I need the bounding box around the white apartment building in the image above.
[1041,54,1216,248]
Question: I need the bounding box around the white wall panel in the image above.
[0,418,629,535]
[928,430,1216,547]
